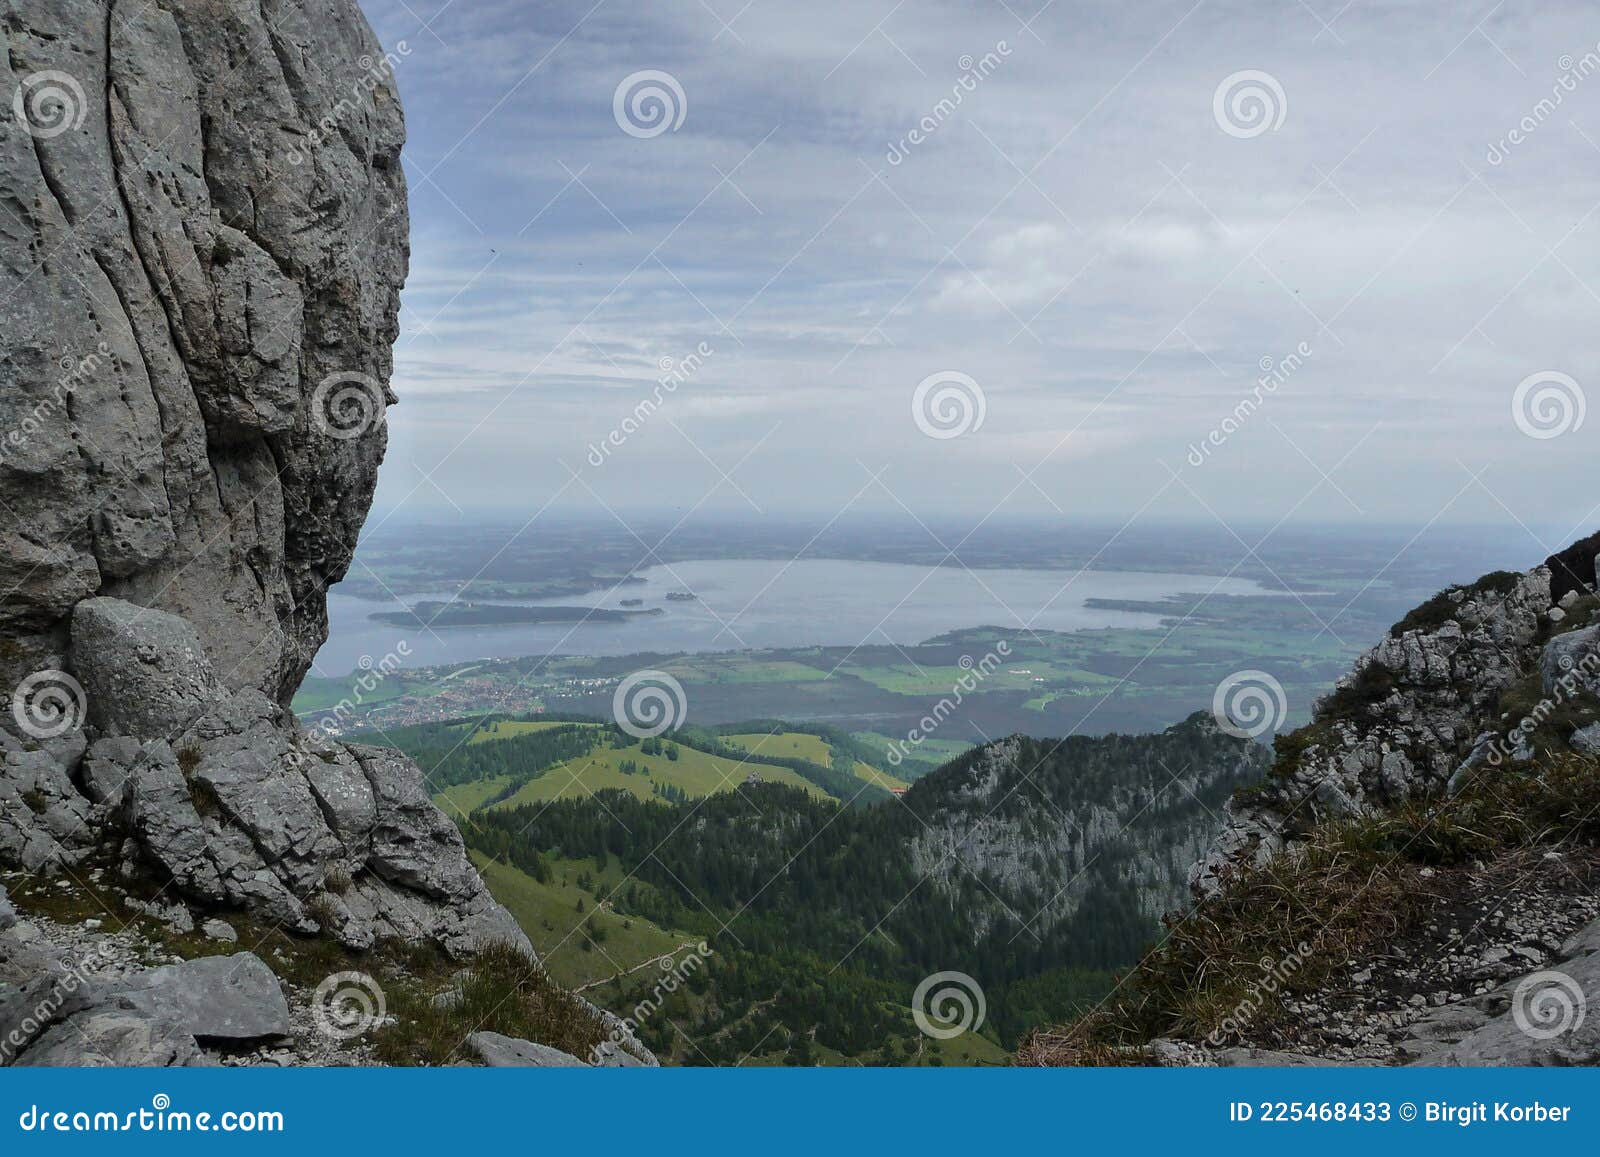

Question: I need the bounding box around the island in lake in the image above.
[371,601,664,629]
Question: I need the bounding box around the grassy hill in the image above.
[485,740,827,808]
[468,851,698,989]
[723,730,910,792]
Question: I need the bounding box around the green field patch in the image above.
[487,741,827,808]
[725,730,911,793]
[468,719,601,744]
[433,775,515,817]
[470,852,695,990]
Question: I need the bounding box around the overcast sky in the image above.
[358,0,1600,542]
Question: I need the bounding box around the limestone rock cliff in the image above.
[0,0,405,705]
[0,0,576,1067]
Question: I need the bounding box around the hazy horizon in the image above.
[361,0,1600,551]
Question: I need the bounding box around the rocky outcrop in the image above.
[5,597,528,958]
[0,0,406,706]
[0,0,532,986]
[909,716,1270,940]
[1193,535,1600,893]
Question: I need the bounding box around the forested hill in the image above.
[459,712,1269,1054]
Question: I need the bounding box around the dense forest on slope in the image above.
[422,713,1268,1055]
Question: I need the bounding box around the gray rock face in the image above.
[0,0,408,707]
[1408,916,1600,1066]
[0,4,524,967]
[71,598,222,736]
[1193,562,1585,892]
[468,1031,587,1068]
[17,1004,200,1068]
[118,952,290,1043]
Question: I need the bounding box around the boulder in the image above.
[117,952,290,1044]
[70,599,223,737]
[468,1031,586,1068]
[16,1004,199,1067]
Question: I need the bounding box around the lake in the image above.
[312,558,1275,675]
